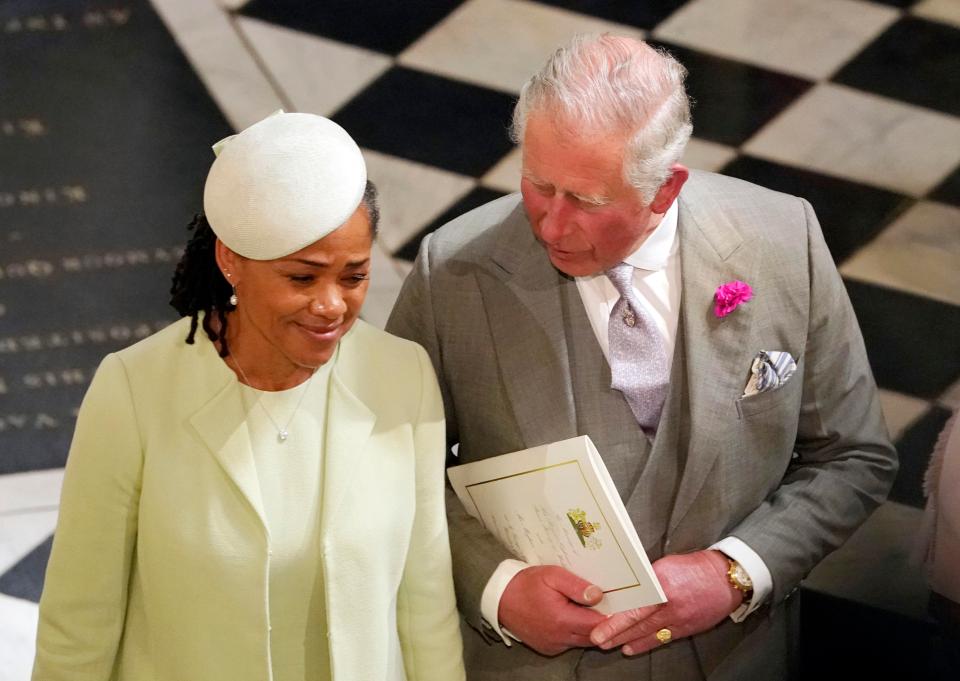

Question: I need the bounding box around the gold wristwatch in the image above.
[727,559,753,597]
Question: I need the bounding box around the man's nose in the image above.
[539,196,573,243]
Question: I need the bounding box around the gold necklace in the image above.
[231,356,316,443]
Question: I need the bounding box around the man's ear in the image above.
[650,164,689,214]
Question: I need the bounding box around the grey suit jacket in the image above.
[386,170,897,680]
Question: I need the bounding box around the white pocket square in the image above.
[742,350,797,397]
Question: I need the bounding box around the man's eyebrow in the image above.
[571,192,610,206]
[522,171,549,184]
[522,172,607,205]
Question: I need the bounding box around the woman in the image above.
[920,411,960,678]
[32,112,465,681]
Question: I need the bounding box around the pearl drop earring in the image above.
[226,272,238,307]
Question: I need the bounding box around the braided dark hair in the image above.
[169,213,235,357]
[169,180,380,358]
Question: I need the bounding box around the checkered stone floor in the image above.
[1,0,958,677]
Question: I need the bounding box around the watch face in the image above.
[733,563,753,588]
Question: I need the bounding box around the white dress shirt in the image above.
[480,201,773,644]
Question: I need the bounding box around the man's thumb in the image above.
[545,568,603,606]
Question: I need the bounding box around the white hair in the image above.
[511,34,693,204]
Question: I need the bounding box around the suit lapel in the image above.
[321,334,377,534]
[667,178,761,534]
[476,207,578,448]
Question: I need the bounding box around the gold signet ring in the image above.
[655,628,672,644]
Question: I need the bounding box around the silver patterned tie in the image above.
[606,262,669,434]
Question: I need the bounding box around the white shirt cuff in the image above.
[710,536,773,623]
[480,558,529,646]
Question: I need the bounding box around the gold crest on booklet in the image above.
[567,509,602,550]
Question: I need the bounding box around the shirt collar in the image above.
[623,200,679,272]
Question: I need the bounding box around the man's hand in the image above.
[589,550,742,656]
[498,565,607,656]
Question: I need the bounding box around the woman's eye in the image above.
[347,273,369,284]
[289,274,314,283]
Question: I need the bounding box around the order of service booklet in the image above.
[447,435,666,615]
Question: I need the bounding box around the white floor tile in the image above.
[0,469,64,515]
[480,147,522,194]
[654,0,898,80]
[681,137,737,173]
[362,150,475,255]
[804,501,929,621]
[940,379,960,412]
[0,594,38,681]
[841,201,960,306]
[235,17,392,117]
[361,242,405,330]
[0,511,57,576]
[392,258,414,279]
[744,83,960,196]
[149,0,284,130]
[878,390,934,441]
[399,0,644,94]
[913,0,960,28]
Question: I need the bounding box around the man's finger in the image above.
[568,633,595,649]
[623,625,680,656]
[601,610,673,650]
[589,604,662,647]
[542,567,603,607]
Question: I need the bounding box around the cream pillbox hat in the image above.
[203,111,367,260]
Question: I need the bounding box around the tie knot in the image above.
[606,263,634,295]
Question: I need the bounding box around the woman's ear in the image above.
[214,238,239,282]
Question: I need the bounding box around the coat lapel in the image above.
[189,357,269,533]
[475,207,578,448]
[666,177,761,534]
[321,335,377,533]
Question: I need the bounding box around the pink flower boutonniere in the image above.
[714,280,753,318]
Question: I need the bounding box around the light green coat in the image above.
[32,317,465,681]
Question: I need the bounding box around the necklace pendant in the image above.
[623,312,636,327]
[278,430,289,442]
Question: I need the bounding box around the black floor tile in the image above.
[0,535,52,603]
[929,164,960,207]
[800,589,938,681]
[527,0,687,29]
[889,405,953,508]
[394,186,507,262]
[334,67,517,177]
[652,41,812,147]
[0,0,230,474]
[844,280,960,399]
[238,0,465,55]
[721,156,913,263]
[833,16,960,117]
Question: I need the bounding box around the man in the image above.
[386,34,896,680]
